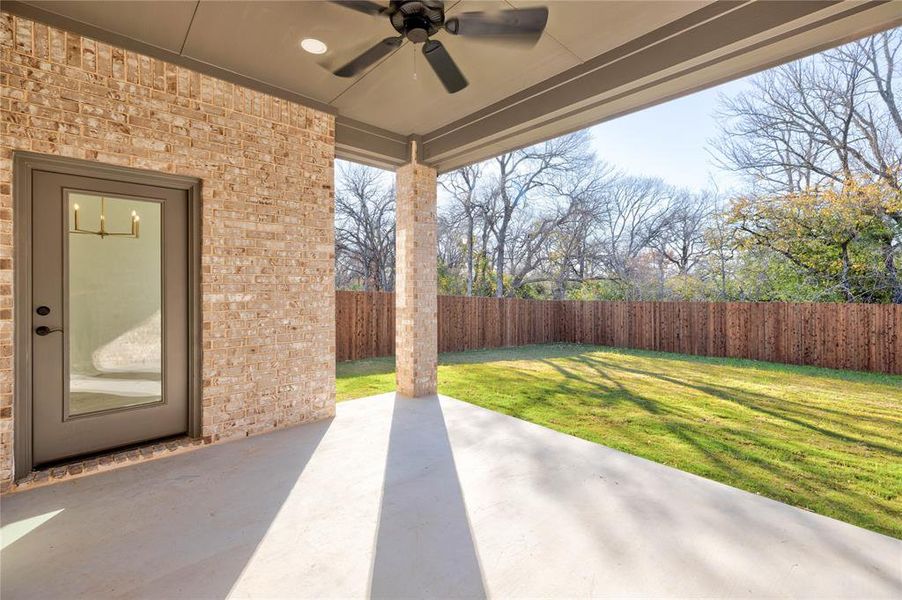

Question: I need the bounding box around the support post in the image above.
[395,144,437,397]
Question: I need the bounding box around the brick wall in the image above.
[0,12,336,490]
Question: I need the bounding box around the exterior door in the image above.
[31,170,189,466]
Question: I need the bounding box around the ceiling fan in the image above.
[329,1,549,94]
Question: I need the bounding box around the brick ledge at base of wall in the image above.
[3,405,336,495]
[6,436,207,494]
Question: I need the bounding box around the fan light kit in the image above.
[330,0,549,93]
[301,38,329,54]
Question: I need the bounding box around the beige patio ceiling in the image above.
[7,1,900,172]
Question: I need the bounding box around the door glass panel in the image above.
[67,193,162,416]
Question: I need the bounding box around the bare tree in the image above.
[651,189,717,275]
[701,206,739,300]
[436,210,469,294]
[439,163,482,295]
[539,163,614,298]
[596,176,675,299]
[334,162,396,291]
[505,203,574,295]
[483,131,594,297]
[714,30,901,193]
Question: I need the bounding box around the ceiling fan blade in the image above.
[445,7,548,44]
[423,40,468,94]
[334,37,403,78]
[329,0,386,16]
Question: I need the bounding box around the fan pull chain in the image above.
[413,46,418,81]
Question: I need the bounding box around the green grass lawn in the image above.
[337,344,902,538]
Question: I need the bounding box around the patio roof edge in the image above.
[422,0,902,174]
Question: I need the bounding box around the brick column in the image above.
[395,160,437,397]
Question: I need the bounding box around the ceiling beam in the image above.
[421,0,901,173]
[335,118,410,171]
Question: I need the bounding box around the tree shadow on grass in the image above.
[574,345,902,386]
[578,353,902,456]
[541,357,666,415]
[558,352,902,536]
[440,343,599,366]
[443,347,900,537]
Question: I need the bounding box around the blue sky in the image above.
[588,77,752,193]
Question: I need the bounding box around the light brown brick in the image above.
[395,161,437,397]
[0,12,336,491]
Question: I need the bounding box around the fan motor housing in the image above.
[389,0,445,44]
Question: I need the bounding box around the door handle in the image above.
[35,326,63,336]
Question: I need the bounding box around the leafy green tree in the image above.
[729,178,901,302]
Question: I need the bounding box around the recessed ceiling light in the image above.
[301,38,328,55]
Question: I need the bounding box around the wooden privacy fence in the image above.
[335,291,901,374]
[556,301,900,374]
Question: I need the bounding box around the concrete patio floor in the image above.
[1,393,900,599]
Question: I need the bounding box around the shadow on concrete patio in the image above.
[0,419,332,599]
[3,392,899,598]
[370,394,486,598]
